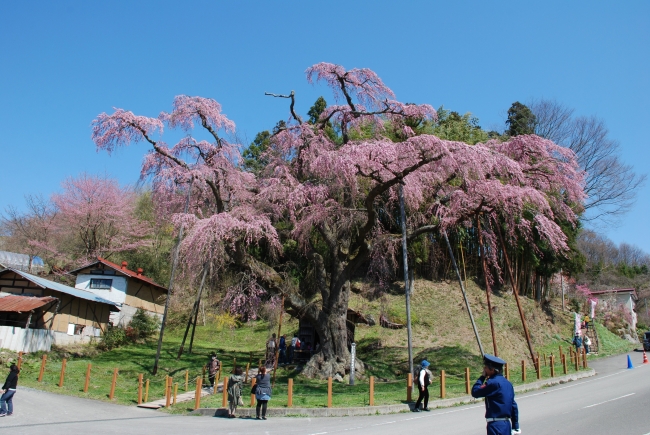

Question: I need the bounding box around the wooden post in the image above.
[582,347,588,368]
[173,383,178,405]
[550,355,555,377]
[144,379,150,402]
[83,364,92,393]
[109,368,118,400]
[574,350,579,372]
[216,365,222,385]
[202,366,206,382]
[440,370,446,399]
[165,376,171,408]
[185,370,189,391]
[194,376,202,410]
[559,345,563,358]
[137,374,143,404]
[407,373,413,401]
[369,376,375,406]
[327,376,333,408]
[287,378,293,408]
[543,353,547,367]
[38,354,47,382]
[536,356,541,380]
[244,363,250,383]
[222,377,229,408]
[562,354,568,375]
[250,378,257,407]
[521,360,526,382]
[17,352,22,370]
[58,358,67,387]
[465,368,471,394]
[504,363,509,380]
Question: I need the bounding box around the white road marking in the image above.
[582,393,635,409]
[372,421,395,426]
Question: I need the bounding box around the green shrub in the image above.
[127,309,160,342]
[99,325,128,350]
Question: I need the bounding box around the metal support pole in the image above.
[477,217,498,356]
[154,180,193,375]
[443,230,484,356]
[399,184,414,385]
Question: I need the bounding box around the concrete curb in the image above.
[190,369,596,418]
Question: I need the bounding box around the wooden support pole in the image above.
[58,358,67,387]
[137,374,143,404]
[250,378,257,407]
[574,350,579,372]
[477,218,498,356]
[185,370,189,391]
[550,355,555,377]
[465,368,471,394]
[222,377,229,408]
[536,356,541,380]
[521,360,526,382]
[84,364,92,393]
[327,376,333,408]
[369,376,375,406]
[407,373,413,402]
[287,378,293,408]
[562,354,568,375]
[109,368,118,400]
[440,370,446,399]
[173,383,178,405]
[582,347,588,368]
[17,352,22,370]
[194,376,202,410]
[144,379,150,402]
[559,345,564,358]
[244,363,250,383]
[505,363,509,380]
[165,376,171,408]
[38,354,47,382]
[543,353,547,367]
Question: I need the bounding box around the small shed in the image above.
[590,288,639,330]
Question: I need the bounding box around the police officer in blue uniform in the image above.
[471,354,521,435]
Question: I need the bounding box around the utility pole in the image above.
[399,183,414,381]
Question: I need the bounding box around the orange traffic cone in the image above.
[643,350,649,365]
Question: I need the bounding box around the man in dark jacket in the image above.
[471,354,520,435]
[0,364,19,416]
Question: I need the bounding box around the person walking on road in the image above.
[0,364,19,417]
[471,354,520,435]
[227,367,244,418]
[254,366,272,420]
[413,359,432,412]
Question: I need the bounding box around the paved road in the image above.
[2,354,649,435]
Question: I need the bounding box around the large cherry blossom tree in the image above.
[92,63,585,377]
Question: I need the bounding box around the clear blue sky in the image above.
[1,1,648,248]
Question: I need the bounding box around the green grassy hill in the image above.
[7,279,633,409]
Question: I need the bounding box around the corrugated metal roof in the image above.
[70,257,167,291]
[0,268,120,310]
[0,295,58,313]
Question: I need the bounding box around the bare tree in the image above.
[529,99,646,223]
[1,195,58,263]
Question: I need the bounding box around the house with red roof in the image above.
[70,258,168,326]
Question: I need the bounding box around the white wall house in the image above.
[71,258,167,326]
[591,288,638,331]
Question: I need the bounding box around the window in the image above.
[90,278,112,290]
